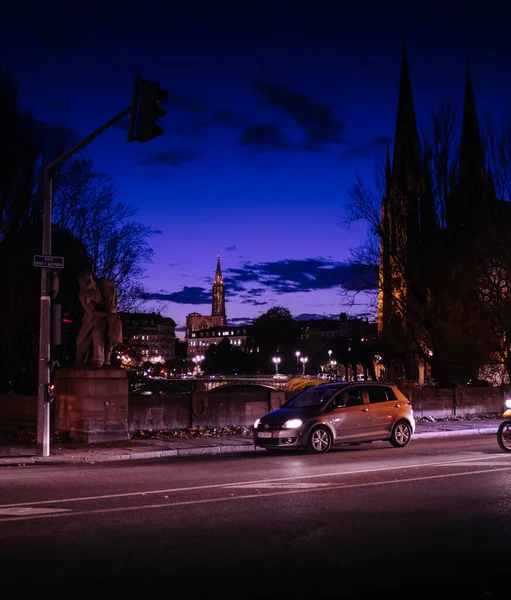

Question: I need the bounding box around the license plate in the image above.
[257,432,272,438]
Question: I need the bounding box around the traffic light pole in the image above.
[37,105,131,457]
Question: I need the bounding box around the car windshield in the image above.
[283,384,346,409]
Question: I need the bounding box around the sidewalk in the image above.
[0,417,504,467]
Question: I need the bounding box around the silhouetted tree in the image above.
[343,101,508,386]
[0,65,155,391]
[250,306,301,373]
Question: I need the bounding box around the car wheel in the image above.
[390,420,412,447]
[307,426,332,454]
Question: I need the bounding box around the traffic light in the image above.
[128,72,168,143]
[45,382,56,403]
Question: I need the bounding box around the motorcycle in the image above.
[497,398,511,452]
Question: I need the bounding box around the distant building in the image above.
[186,255,228,359]
[119,312,176,365]
[299,313,377,346]
[188,325,254,360]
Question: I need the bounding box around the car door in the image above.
[328,386,371,442]
[364,385,401,438]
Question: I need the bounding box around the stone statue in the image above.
[75,269,123,368]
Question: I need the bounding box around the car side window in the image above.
[336,388,363,408]
[385,387,397,401]
[366,387,389,404]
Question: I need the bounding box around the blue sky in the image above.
[2,1,511,335]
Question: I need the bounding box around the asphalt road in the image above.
[1,434,510,599]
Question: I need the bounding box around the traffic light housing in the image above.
[128,72,168,143]
[45,382,56,403]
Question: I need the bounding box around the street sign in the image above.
[33,255,65,269]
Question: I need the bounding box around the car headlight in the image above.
[254,418,260,428]
[283,419,303,429]
[505,399,511,409]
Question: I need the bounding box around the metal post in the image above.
[35,104,132,457]
[37,169,52,456]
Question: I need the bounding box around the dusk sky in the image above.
[2,2,510,336]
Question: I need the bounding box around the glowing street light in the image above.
[272,356,281,375]
[295,350,301,374]
[193,354,205,374]
[330,360,337,379]
[300,356,308,375]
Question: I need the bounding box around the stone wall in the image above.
[1,384,508,431]
[128,387,285,431]
[403,386,506,418]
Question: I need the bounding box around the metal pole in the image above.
[36,104,132,457]
[47,106,131,174]
[37,169,52,456]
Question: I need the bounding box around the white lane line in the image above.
[437,461,511,467]
[227,482,333,489]
[0,507,70,516]
[0,454,508,510]
[0,465,510,524]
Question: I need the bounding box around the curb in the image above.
[0,427,501,466]
[413,426,500,439]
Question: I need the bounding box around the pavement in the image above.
[0,417,505,466]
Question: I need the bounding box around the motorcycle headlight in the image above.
[283,419,303,429]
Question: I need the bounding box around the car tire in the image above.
[307,426,332,454]
[389,420,412,447]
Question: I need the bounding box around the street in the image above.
[1,434,510,598]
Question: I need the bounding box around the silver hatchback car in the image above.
[254,382,415,454]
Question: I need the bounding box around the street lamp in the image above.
[193,354,205,374]
[300,356,308,375]
[330,360,337,380]
[295,351,301,374]
[272,356,281,375]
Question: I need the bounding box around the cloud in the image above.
[228,316,256,325]
[240,123,297,152]
[211,109,249,129]
[143,258,376,315]
[140,148,203,167]
[225,258,377,296]
[144,286,210,305]
[168,93,206,113]
[152,229,163,235]
[254,81,342,143]
[339,136,392,160]
[225,245,238,252]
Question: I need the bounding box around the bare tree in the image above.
[0,64,156,390]
[52,157,154,309]
[342,101,507,386]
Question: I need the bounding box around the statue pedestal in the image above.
[55,368,129,443]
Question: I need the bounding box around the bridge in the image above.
[191,374,291,392]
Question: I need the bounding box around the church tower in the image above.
[211,254,226,324]
[453,63,488,230]
[378,42,422,336]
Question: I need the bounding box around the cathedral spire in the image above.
[212,254,226,320]
[457,62,486,220]
[391,40,422,194]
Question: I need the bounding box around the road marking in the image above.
[0,507,70,516]
[0,454,509,510]
[227,482,333,489]
[0,465,511,524]
[437,461,511,467]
